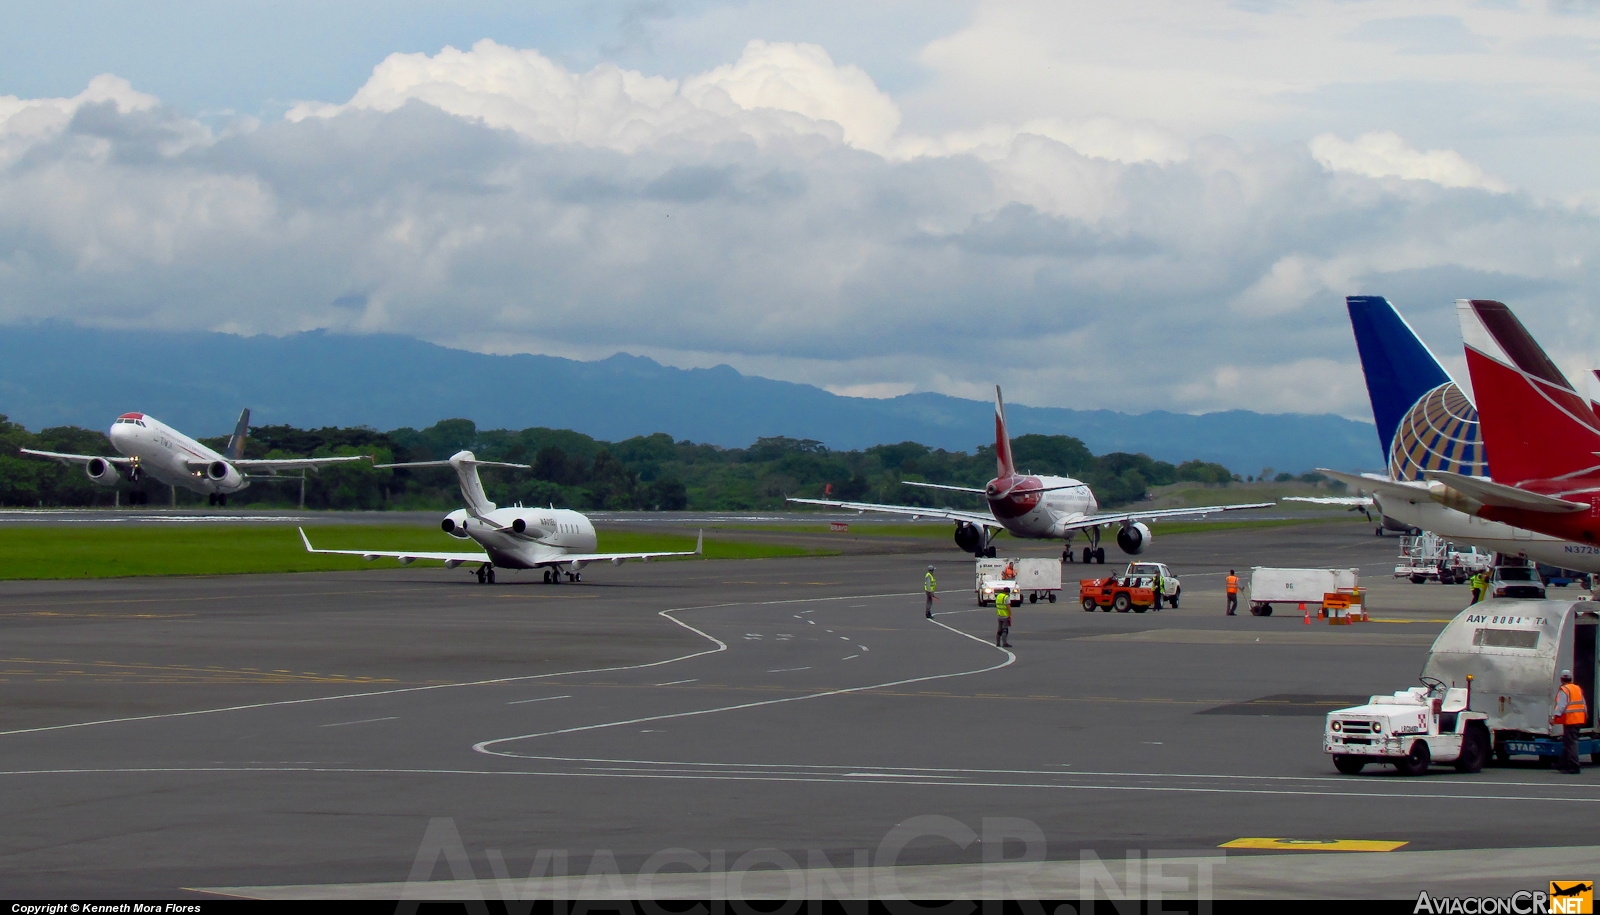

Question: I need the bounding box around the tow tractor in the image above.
[1080,576,1158,613]
[1324,597,1600,774]
[1324,678,1491,775]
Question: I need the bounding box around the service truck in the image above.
[975,558,1061,606]
[1247,567,1358,616]
[1122,562,1180,608]
[1324,598,1600,774]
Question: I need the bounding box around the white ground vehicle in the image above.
[1246,567,1358,616]
[1324,681,1491,775]
[1394,534,1493,584]
[976,558,1061,605]
[1121,562,1180,608]
[1325,598,1600,773]
[1486,563,1545,600]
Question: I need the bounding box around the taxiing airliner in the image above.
[299,450,701,583]
[20,409,369,505]
[789,387,1272,562]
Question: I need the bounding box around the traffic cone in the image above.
[1301,602,1310,625]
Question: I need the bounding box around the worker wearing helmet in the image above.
[1552,669,1588,775]
[995,586,1013,648]
[924,565,937,619]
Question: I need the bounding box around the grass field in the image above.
[0,525,827,580]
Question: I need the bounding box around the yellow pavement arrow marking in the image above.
[1220,838,1409,852]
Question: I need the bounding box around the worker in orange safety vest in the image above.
[1551,669,1588,774]
[1226,570,1239,616]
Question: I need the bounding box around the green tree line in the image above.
[0,414,1246,511]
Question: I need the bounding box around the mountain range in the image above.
[0,323,1380,473]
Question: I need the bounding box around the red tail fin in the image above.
[1457,299,1600,484]
[994,385,1016,479]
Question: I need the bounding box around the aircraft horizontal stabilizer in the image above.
[1282,496,1376,507]
[1425,471,1587,514]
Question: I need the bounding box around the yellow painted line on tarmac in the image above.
[1220,838,1408,852]
[1367,618,1454,624]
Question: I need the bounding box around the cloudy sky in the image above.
[4,0,1600,418]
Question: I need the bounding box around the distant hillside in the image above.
[0,323,1380,473]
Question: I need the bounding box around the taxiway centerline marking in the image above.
[0,590,925,738]
[473,613,1013,753]
[0,765,1590,805]
[318,717,399,728]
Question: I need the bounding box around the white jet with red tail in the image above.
[788,387,1272,562]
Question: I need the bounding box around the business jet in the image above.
[788,387,1272,562]
[1298,296,1600,574]
[20,409,369,505]
[299,450,702,584]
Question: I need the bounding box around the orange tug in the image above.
[1079,576,1158,613]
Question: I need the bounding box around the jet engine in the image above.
[954,522,985,554]
[205,460,244,490]
[510,518,547,539]
[85,458,120,486]
[440,510,471,538]
[1116,521,1152,555]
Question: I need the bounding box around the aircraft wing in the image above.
[786,497,1001,528]
[557,531,705,564]
[1052,501,1276,533]
[19,449,133,467]
[299,528,488,565]
[1317,469,1430,500]
[226,455,372,475]
[1282,496,1376,507]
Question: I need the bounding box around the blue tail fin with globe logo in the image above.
[1346,295,1488,480]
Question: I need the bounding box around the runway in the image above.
[0,517,1592,899]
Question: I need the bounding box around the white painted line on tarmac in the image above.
[655,679,698,686]
[507,695,571,705]
[842,655,859,660]
[318,717,398,728]
[767,667,810,673]
[0,590,924,739]
[1,764,1596,805]
[474,613,1014,754]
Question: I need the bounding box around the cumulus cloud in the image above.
[4,33,1600,421]
[1310,131,1510,192]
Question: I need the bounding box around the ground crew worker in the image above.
[1226,570,1238,615]
[1152,569,1163,610]
[1552,669,1587,775]
[1469,570,1486,604]
[995,586,1013,648]
[924,565,937,619]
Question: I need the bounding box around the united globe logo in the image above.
[1388,382,1488,481]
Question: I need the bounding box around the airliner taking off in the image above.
[300,450,702,584]
[789,387,1272,562]
[20,410,369,505]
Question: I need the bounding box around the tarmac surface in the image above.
[2,516,1596,900]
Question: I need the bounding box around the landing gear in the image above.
[543,570,552,584]
[476,564,495,584]
[1063,548,1074,563]
[983,546,996,558]
[207,493,229,507]
[1082,547,1093,564]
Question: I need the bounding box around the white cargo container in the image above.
[975,558,1061,605]
[1247,567,1358,616]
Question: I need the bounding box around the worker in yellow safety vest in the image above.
[924,566,937,619]
[1551,669,1588,774]
[995,587,1013,649]
[1226,570,1239,616]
